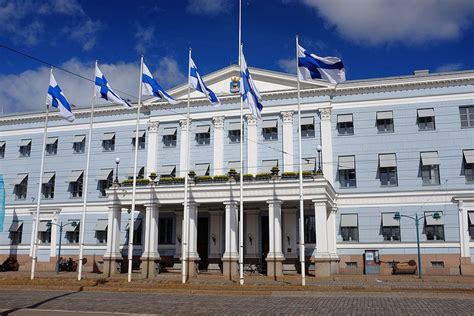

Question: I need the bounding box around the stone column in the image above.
[50,215,59,258]
[222,201,239,279]
[281,111,294,172]
[456,200,474,275]
[184,202,200,278]
[319,107,334,184]
[327,207,339,262]
[266,200,285,277]
[311,200,338,276]
[141,203,161,278]
[179,118,191,177]
[146,120,159,176]
[212,116,225,176]
[174,211,183,267]
[103,204,123,276]
[208,210,223,272]
[246,114,257,175]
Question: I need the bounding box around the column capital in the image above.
[179,118,192,131]
[212,116,225,129]
[143,202,160,209]
[183,201,199,208]
[281,111,294,123]
[312,199,327,207]
[108,203,122,210]
[318,107,331,120]
[266,199,283,206]
[245,113,257,125]
[148,120,159,132]
[223,200,239,207]
[331,206,338,214]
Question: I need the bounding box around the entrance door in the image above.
[197,217,209,271]
[261,216,269,261]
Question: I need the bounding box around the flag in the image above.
[297,44,345,84]
[190,58,219,105]
[47,72,75,122]
[95,64,131,107]
[142,62,178,105]
[240,51,263,120]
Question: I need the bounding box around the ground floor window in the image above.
[159,218,174,244]
[304,215,315,243]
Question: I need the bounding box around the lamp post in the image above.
[47,221,77,274]
[114,157,120,185]
[316,144,322,173]
[393,212,441,279]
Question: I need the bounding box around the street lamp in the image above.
[316,144,322,173]
[393,212,441,279]
[114,157,121,185]
[47,221,77,274]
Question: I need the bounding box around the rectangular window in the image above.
[417,108,435,131]
[45,137,58,155]
[37,220,51,244]
[126,219,142,245]
[379,154,398,187]
[132,130,146,150]
[8,221,23,245]
[0,141,5,158]
[301,117,315,138]
[261,159,278,173]
[262,120,278,140]
[41,172,55,199]
[463,150,474,183]
[65,220,80,244]
[337,114,353,135]
[14,174,28,200]
[196,125,210,145]
[381,213,401,241]
[340,214,358,242]
[338,156,356,188]
[304,215,316,243]
[376,111,394,133]
[97,169,113,197]
[95,219,108,244]
[460,106,474,128]
[228,122,241,143]
[468,211,474,240]
[159,218,174,244]
[73,135,86,154]
[424,211,444,241]
[68,170,84,198]
[420,151,440,185]
[162,128,177,148]
[19,139,31,157]
[431,261,444,268]
[195,163,210,176]
[160,165,176,178]
[102,133,115,152]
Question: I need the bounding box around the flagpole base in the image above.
[222,258,239,280]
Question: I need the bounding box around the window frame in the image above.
[41,175,55,199]
[14,175,28,200]
[132,132,146,150]
[228,129,241,143]
[73,138,85,154]
[196,132,211,145]
[421,164,440,185]
[163,134,177,148]
[159,217,174,244]
[45,139,58,156]
[460,106,474,128]
[424,223,445,241]
[382,226,401,241]
[262,127,278,141]
[0,142,5,159]
[339,169,357,188]
[304,215,316,244]
[301,124,315,138]
[102,134,115,152]
[19,142,31,158]
[69,174,84,198]
[379,166,398,187]
[337,121,354,136]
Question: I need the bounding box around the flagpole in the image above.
[295,36,306,286]
[77,61,97,281]
[182,48,192,284]
[238,0,245,286]
[128,56,144,283]
[31,68,52,280]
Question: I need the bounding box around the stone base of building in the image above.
[460,257,474,276]
[311,255,340,277]
[184,258,200,278]
[222,257,239,280]
[140,257,161,278]
[103,257,123,277]
[266,257,284,278]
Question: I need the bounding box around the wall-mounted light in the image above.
[248,234,253,246]
[287,234,291,244]
[211,233,216,245]
[177,236,181,244]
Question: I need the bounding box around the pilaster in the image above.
[319,107,334,184]
[146,120,159,176]
[222,201,239,279]
[212,116,225,176]
[266,199,284,278]
[246,114,257,175]
[281,111,294,172]
[183,202,200,278]
[141,203,161,278]
[103,204,123,276]
[179,118,191,177]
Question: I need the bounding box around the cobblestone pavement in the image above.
[0,289,473,315]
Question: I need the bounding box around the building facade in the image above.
[0,66,474,277]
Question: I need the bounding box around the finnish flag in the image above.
[297,44,346,84]
[190,58,219,105]
[95,64,131,107]
[47,72,75,122]
[240,52,263,120]
[142,62,178,105]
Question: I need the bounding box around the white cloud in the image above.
[277,58,296,74]
[300,0,474,45]
[62,19,102,51]
[153,57,186,88]
[186,0,232,15]
[435,63,464,73]
[134,25,156,54]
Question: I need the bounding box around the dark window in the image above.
[304,215,316,243]
[339,169,356,188]
[424,224,445,241]
[19,140,31,157]
[42,174,55,199]
[469,212,474,240]
[9,222,23,245]
[262,127,278,140]
[66,223,80,244]
[422,164,440,185]
[73,136,85,154]
[196,132,210,145]
[228,130,241,143]
[95,220,108,244]
[337,122,353,135]
[380,167,398,186]
[38,221,51,244]
[159,218,174,244]
[163,134,177,147]
[132,131,146,150]
[133,221,142,245]
[301,124,315,138]
[45,138,58,155]
[377,118,394,133]
[417,109,436,131]
[14,175,28,200]
[98,171,113,197]
[341,227,358,242]
[102,134,115,152]
[460,106,474,128]
[0,142,5,158]
[382,226,400,241]
[69,173,84,198]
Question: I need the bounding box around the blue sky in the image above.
[1,0,474,114]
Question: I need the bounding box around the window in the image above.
[424,211,444,241]
[126,219,142,245]
[261,159,278,172]
[431,261,444,268]
[338,156,356,188]
[73,135,86,154]
[337,114,353,135]
[159,218,174,244]
[376,111,394,133]
[417,108,435,131]
[102,133,115,152]
[228,122,241,143]
[0,141,5,158]
[37,220,51,244]
[132,130,146,150]
[304,215,316,243]
[381,213,400,241]
[41,172,55,199]
[162,128,177,148]
[65,220,80,244]
[420,151,440,185]
[196,125,211,145]
[45,137,58,155]
[345,262,358,268]
[195,163,210,176]
[379,154,398,186]
[8,221,23,245]
[301,117,315,138]
[95,219,108,244]
[460,106,474,128]
[68,170,84,198]
[97,169,113,197]
[262,120,278,140]
[340,214,358,242]
[468,211,474,240]
[160,165,176,178]
[19,139,31,157]
[463,150,474,183]
[14,174,28,200]
[126,167,145,180]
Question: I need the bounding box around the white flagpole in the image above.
[31,68,52,280]
[77,61,97,281]
[296,36,306,286]
[182,48,192,284]
[128,56,144,282]
[238,0,245,286]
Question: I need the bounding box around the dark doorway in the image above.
[197,217,209,271]
[261,216,269,261]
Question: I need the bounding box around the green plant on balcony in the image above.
[302,170,314,178]
[148,172,157,181]
[159,177,185,185]
[282,171,298,179]
[188,170,196,178]
[227,168,238,178]
[213,175,229,182]
[195,175,212,183]
[122,178,150,186]
[255,172,272,180]
[243,174,254,181]
[271,166,280,176]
